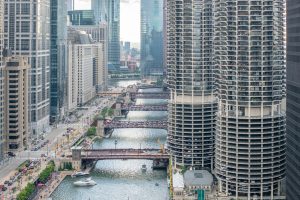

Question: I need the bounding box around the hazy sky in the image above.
[75,0,141,43]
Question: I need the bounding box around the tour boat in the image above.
[141,164,147,172]
[71,171,90,178]
[73,178,97,186]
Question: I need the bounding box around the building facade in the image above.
[166,0,216,170]
[70,24,108,91]
[4,0,51,138]
[68,10,95,26]
[0,0,5,159]
[92,0,120,72]
[50,0,68,123]
[141,0,164,76]
[286,0,300,199]
[4,56,29,152]
[67,29,104,112]
[214,0,286,198]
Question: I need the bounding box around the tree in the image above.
[87,126,97,137]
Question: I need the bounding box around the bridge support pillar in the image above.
[72,147,82,170]
[114,103,122,117]
[96,120,105,137]
[153,159,169,170]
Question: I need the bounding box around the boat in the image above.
[141,164,147,172]
[71,171,90,178]
[155,183,159,186]
[73,178,97,186]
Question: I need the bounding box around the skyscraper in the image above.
[4,56,29,153]
[141,0,164,76]
[166,0,216,170]
[286,0,300,199]
[67,0,75,11]
[4,0,51,138]
[214,0,286,198]
[50,0,68,123]
[92,0,120,72]
[0,0,5,160]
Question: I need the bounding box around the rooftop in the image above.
[183,170,213,187]
[173,172,184,188]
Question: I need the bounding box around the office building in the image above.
[68,10,95,26]
[4,55,29,152]
[4,0,51,138]
[286,0,300,199]
[92,0,120,72]
[67,29,105,112]
[166,0,216,170]
[50,0,68,123]
[214,0,286,198]
[70,23,108,91]
[141,0,164,76]
[0,0,4,159]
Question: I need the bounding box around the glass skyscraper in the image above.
[50,0,68,123]
[141,0,164,76]
[92,0,120,72]
[286,0,300,199]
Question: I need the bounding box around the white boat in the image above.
[141,164,147,172]
[71,171,90,178]
[73,178,97,186]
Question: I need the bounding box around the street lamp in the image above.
[114,140,118,150]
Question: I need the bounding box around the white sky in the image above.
[75,0,140,43]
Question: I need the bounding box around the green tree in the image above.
[87,126,97,137]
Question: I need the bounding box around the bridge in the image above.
[97,92,169,99]
[81,148,169,160]
[71,148,169,170]
[121,104,168,111]
[104,120,168,129]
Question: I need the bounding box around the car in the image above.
[40,154,46,157]
[7,152,16,157]
[3,181,9,185]
[7,182,12,186]
[1,186,7,191]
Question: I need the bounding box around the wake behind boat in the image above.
[71,171,90,178]
[73,178,97,186]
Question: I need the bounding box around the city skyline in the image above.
[0,0,296,200]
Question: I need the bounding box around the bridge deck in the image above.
[121,105,168,111]
[104,120,168,129]
[81,149,169,160]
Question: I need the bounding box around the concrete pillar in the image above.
[72,147,82,170]
[96,120,105,137]
[114,103,122,117]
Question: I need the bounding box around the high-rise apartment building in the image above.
[141,0,164,76]
[92,0,120,72]
[50,0,68,123]
[4,55,29,153]
[166,0,216,170]
[4,0,51,138]
[0,0,5,159]
[286,0,300,199]
[214,0,286,198]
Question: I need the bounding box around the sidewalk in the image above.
[34,171,72,200]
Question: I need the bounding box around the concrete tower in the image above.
[214,0,286,198]
[166,0,216,170]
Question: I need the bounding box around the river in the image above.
[51,80,169,200]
